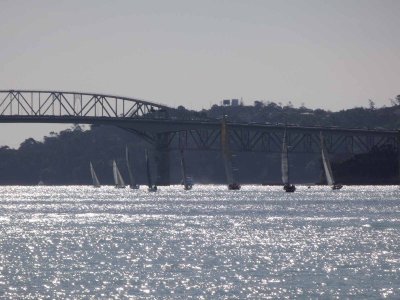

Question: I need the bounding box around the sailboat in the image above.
[126,146,140,189]
[112,160,126,188]
[90,161,101,188]
[320,132,342,190]
[180,149,193,190]
[281,130,296,192]
[221,116,240,190]
[145,149,158,192]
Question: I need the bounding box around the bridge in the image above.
[1,90,398,184]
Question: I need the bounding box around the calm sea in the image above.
[0,185,399,299]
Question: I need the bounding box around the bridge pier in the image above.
[155,133,170,186]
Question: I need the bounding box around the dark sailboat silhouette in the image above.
[145,149,158,192]
[281,130,296,192]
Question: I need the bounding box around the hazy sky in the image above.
[1,0,399,148]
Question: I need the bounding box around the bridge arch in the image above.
[0,90,172,119]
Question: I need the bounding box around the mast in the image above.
[180,149,188,187]
[90,162,100,187]
[320,132,335,186]
[180,148,194,190]
[125,146,137,187]
[281,130,289,185]
[221,116,235,185]
[145,149,153,188]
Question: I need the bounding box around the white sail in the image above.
[90,162,101,187]
[320,132,335,186]
[113,160,125,188]
[281,130,289,185]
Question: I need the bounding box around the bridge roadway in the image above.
[1,90,399,185]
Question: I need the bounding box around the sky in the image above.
[1,0,399,148]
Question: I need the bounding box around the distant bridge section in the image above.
[164,123,399,154]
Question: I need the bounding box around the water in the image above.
[0,185,399,299]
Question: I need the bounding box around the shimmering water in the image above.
[0,185,399,299]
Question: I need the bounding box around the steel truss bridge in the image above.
[1,90,399,184]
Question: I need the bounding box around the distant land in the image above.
[0,96,399,186]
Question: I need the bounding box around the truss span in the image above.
[0,90,172,119]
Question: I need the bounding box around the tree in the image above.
[396,95,400,105]
[254,100,264,108]
[368,99,375,110]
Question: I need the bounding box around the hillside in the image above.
[204,97,400,129]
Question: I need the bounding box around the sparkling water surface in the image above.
[0,185,399,299]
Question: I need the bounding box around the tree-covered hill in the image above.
[0,125,149,185]
[205,95,400,129]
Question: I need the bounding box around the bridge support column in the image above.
[155,133,170,186]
